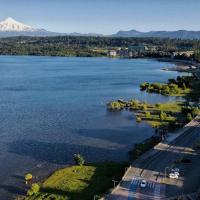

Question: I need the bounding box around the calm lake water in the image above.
[0,56,182,199]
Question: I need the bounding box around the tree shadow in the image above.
[7,139,125,165]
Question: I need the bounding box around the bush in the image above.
[136,116,141,122]
[73,154,85,166]
[191,107,199,117]
[130,99,139,107]
[27,189,34,196]
[141,104,147,111]
[140,82,149,90]
[187,113,193,122]
[108,101,122,110]
[31,183,40,193]
[160,111,167,121]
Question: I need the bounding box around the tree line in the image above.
[0,36,200,59]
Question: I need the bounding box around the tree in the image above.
[145,112,151,118]
[25,173,33,184]
[73,154,85,166]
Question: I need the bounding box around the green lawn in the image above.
[25,162,127,200]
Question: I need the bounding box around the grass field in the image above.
[25,162,127,200]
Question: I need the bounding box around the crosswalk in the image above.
[131,177,156,189]
[128,177,166,199]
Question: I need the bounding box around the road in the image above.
[107,116,200,200]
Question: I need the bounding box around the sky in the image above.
[0,0,200,34]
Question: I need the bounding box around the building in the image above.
[172,51,194,58]
[108,50,117,57]
[128,45,148,53]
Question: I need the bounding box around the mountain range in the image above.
[112,29,200,39]
[0,17,200,39]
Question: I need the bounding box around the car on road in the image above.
[140,180,147,188]
[169,173,179,179]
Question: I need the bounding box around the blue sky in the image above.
[0,0,200,34]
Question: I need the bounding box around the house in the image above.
[108,50,117,57]
[172,51,194,58]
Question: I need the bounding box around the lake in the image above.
[0,56,182,199]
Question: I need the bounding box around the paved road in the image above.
[107,116,200,200]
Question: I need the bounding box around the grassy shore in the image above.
[140,76,191,96]
[24,162,128,200]
[108,100,187,129]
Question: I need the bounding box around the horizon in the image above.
[0,0,200,34]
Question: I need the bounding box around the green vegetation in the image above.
[129,136,161,159]
[108,75,200,130]
[25,174,33,184]
[140,76,191,96]
[24,162,128,200]
[187,113,193,122]
[73,154,85,166]
[0,36,200,59]
[108,101,124,110]
[108,98,199,129]
[27,184,40,196]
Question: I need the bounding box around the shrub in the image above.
[191,107,199,117]
[130,99,139,107]
[141,104,147,111]
[27,183,40,196]
[140,82,149,90]
[160,111,167,121]
[31,183,40,193]
[108,101,122,110]
[136,116,141,122]
[145,112,151,118]
[73,154,85,166]
[27,189,34,196]
[187,113,193,122]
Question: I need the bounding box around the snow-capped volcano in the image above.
[0,17,42,32]
[0,17,63,37]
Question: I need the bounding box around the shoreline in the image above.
[156,57,200,72]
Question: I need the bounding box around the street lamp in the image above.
[112,179,118,188]
[165,166,170,180]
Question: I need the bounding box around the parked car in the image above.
[140,180,147,188]
[169,173,179,179]
[172,168,180,172]
[171,168,180,176]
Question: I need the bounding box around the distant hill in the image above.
[112,29,200,39]
[1,17,200,39]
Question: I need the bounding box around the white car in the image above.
[172,168,180,173]
[169,173,179,179]
[171,168,180,176]
[140,180,147,188]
